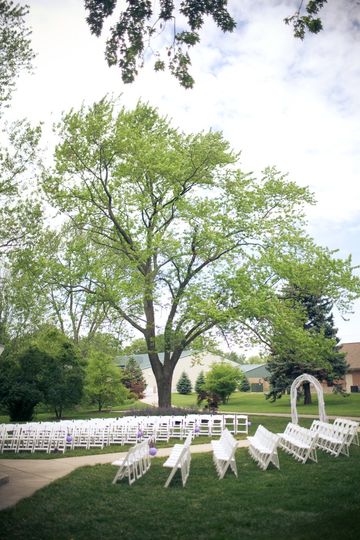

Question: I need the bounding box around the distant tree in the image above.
[0,1,35,113]
[176,371,192,395]
[79,332,123,361]
[223,351,246,365]
[123,335,167,355]
[84,352,128,411]
[122,357,147,399]
[246,355,267,365]
[41,340,85,419]
[203,363,242,404]
[239,376,250,392]
[0,325,86,420]
[194,370,205,394]
[123,332,208,356]
[0,121,42,258]
[0,345,48,421]
[84,1,329,88]
[267,286,348,405]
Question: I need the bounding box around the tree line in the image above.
[0,324,147,421]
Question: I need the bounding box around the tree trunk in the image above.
[156,373,173,408]
[303,382,312,405]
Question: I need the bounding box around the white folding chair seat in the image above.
[210,415,224,436]
[49,427,67,453]
[155,417,171,442]
[183,415,199,436]
[1,424,22,452]
[71,424,91,449]
[198,415,212,435]
[211,428,238,479]
[33,425,54,453]
[235,414,249,434]
[109,421,125,445]
[124,419,140,444]
[223,414,236,434]
[163,432,192,487]
[142,417,157,439]
[112,440,151,485]
[247,425,280,470]
[168,416,184,439]
[17,425,37,453]
[88,425,106,449]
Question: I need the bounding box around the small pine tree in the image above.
[195,371,206,394]
[176,371,192,394]
[122,357,147,399]
[239,376,250,392]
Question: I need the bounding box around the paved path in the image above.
[0,440,249,511]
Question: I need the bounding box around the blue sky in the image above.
[7,0,360,345]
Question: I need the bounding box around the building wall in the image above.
[143,352,240,395]
[350,370,360,388]
[247,377,270,392]
[142,353,272,396]
[343,372,359,391]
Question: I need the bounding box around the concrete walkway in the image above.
[0,440,249,511]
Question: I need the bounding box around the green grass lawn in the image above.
[172,391,360,417]
[1,392,359,425]
[0,399,149,424]
[1,442,359,539]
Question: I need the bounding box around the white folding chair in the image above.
[163,432,192,488]
[112,440,151,485]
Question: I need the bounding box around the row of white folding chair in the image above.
[0,423,67,453]
[0,414,249,453]
[0,420,112,453]
[333,418,359,447]
[226,414,249,435]
[183,414,248,436]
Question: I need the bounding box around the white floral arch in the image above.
[290,373,327,424]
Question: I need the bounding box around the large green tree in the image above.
[84,1,328,88]
[84,351,128,411]
[267,285,348,404]
[0,326,85,420]
[0,345,48,421]
[42,98,359,408]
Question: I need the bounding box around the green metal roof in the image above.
[115,350,193,370]
[238,364,270,379]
